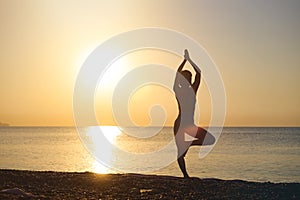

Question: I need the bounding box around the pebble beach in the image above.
[0,169,299,199]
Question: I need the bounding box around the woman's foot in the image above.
[183,173,190,178]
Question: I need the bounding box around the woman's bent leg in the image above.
[192,127,215,146]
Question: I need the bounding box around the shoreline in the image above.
[1,169,299,199]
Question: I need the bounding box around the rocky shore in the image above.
[0,169,299,199]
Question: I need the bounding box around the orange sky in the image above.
[0,1,299,126]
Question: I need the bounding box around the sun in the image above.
[96,55,131,93]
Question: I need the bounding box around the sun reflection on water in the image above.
[85,126,122,174]
[91,160,110,174]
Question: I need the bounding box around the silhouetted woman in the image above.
[173,49,215,178]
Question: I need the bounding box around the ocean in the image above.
[0,127,299,183]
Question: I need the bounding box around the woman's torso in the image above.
[175,85,196,127]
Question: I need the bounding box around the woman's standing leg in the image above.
[177,151,189,178]
[174,119,190,178]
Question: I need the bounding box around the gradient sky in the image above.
[0,0,299,126]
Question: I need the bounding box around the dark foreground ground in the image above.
[0,169,299,199]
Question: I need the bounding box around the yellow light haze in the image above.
[0,1,299,126]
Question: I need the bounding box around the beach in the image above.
[0,170,299,199]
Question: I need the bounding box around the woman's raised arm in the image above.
[173,59,187,91]
[185,50,201,92]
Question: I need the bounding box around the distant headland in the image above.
[0,122,10,126]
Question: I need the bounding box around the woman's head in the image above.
[180,70,192,84]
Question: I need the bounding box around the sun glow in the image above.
[96,55,132,93]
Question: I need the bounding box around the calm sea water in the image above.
[0,127,299,183]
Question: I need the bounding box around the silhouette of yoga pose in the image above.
[173,49,215,178]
